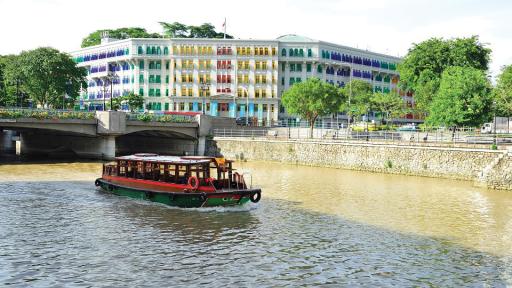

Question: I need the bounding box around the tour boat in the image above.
[95,153,262,208]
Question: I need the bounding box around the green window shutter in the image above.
[156,89,161,96]
[146,46,151,54]
[139,74,144,83]
[149,75,154,83]
[281,63,285,72]
[166,89,169,97]
[149,61,154,69]
[157,47,161,55]
[289,49,294,56]
[165,75,169,83]
[299,49,304,57]
[138,46,143,54]
[139,60,144,70]
[164,47,169,55]
[281,77,284,85]
[317,65,322,73]
[297,64,302,72]
[306,63,312,72]
[307,49,312,57]
[281,48,286,56]
[289,78,294,85]
[156,61,161,69]
[165,102,169,110]
[131,76,134,83]
[149,88,154,96]
[166,61,170,70]
[125,48,130,55]
[290,64,295,72]
[156,75,161,83]
[139,88,144,96]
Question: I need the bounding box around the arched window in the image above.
[157,47,161,55]
[163,47,169,55]
[289,49,294,57]
[294,49,299,56]
[307,49,312,57]
[281,48,287,56]
[151,46,156,54]
[299,49,304,57]
[137,46,143,55]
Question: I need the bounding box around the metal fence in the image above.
[212,126,512,147]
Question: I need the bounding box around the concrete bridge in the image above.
[0,111,214,159]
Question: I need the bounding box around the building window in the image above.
[156,89,161,96]
[139,88,144,96]
[139,60,144,70]
[307,49,312,57]
[307,63,312,72]
[138,46,143,55]
[317,65,322,73]
[297,64,302,72]
[290,64,295,72]
[289,49,294,57]
[281,48,286,57]
[139,74,144,83]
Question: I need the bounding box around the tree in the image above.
[371,92,405,124]
[159,22,189,38]
[427,66,492,128]
[81,27,161,48]
[4,47,88,108]
[0,55,18,107]
[398,36,491,113]
[281,78,345,138]
[124,92,144,112]
[494,65,512,117]
[159,22,234,39]
[342,79,373,120]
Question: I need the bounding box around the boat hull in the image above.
[96,178,256,208]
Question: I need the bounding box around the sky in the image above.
[1,0,511,78]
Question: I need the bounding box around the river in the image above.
[0,160,511,287]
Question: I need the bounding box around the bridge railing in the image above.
[0,108,96,120]
[126,113,196,123]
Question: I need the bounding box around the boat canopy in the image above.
[116,154,212,165]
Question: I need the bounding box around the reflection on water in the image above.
[0,160,511,286]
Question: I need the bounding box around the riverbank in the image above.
[209,137,512,190]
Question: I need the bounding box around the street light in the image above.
[105,71,119,111]
[238,86,249,125]
[64,79,72,110]
[200,81,211,114]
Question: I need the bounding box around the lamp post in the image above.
[238,86,249,125]
[200,81,210,114]
[64,79,72,110]
[106,71,118,111]
[493,100,497,147]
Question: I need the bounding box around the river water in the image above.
[0,160,511,287]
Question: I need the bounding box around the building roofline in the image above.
[71,36,401,60]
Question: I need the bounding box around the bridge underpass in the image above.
[0,111,212,160]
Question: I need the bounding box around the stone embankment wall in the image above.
[209,138,512,189]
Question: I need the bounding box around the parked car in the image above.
[397,124,418,131]
[236,117,253,126]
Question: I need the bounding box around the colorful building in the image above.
[71,34,408,125]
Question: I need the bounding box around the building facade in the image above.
[71,34,408,125]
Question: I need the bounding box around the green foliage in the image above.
[124,92,144,112]
[427,66,492,127]
[385,160,393,169]
[342,80,373,118]
[159,22,233,39]
[3,48,87,108]
[132,113,193,123]
[371,92,405,123]
[81,27,161,48]
[0,109,94,120]
[398,36,491,113]
[494,65,512,117]
[281,78,345,137]
[0,55,19,106]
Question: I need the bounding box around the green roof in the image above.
[276,34,317,42]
